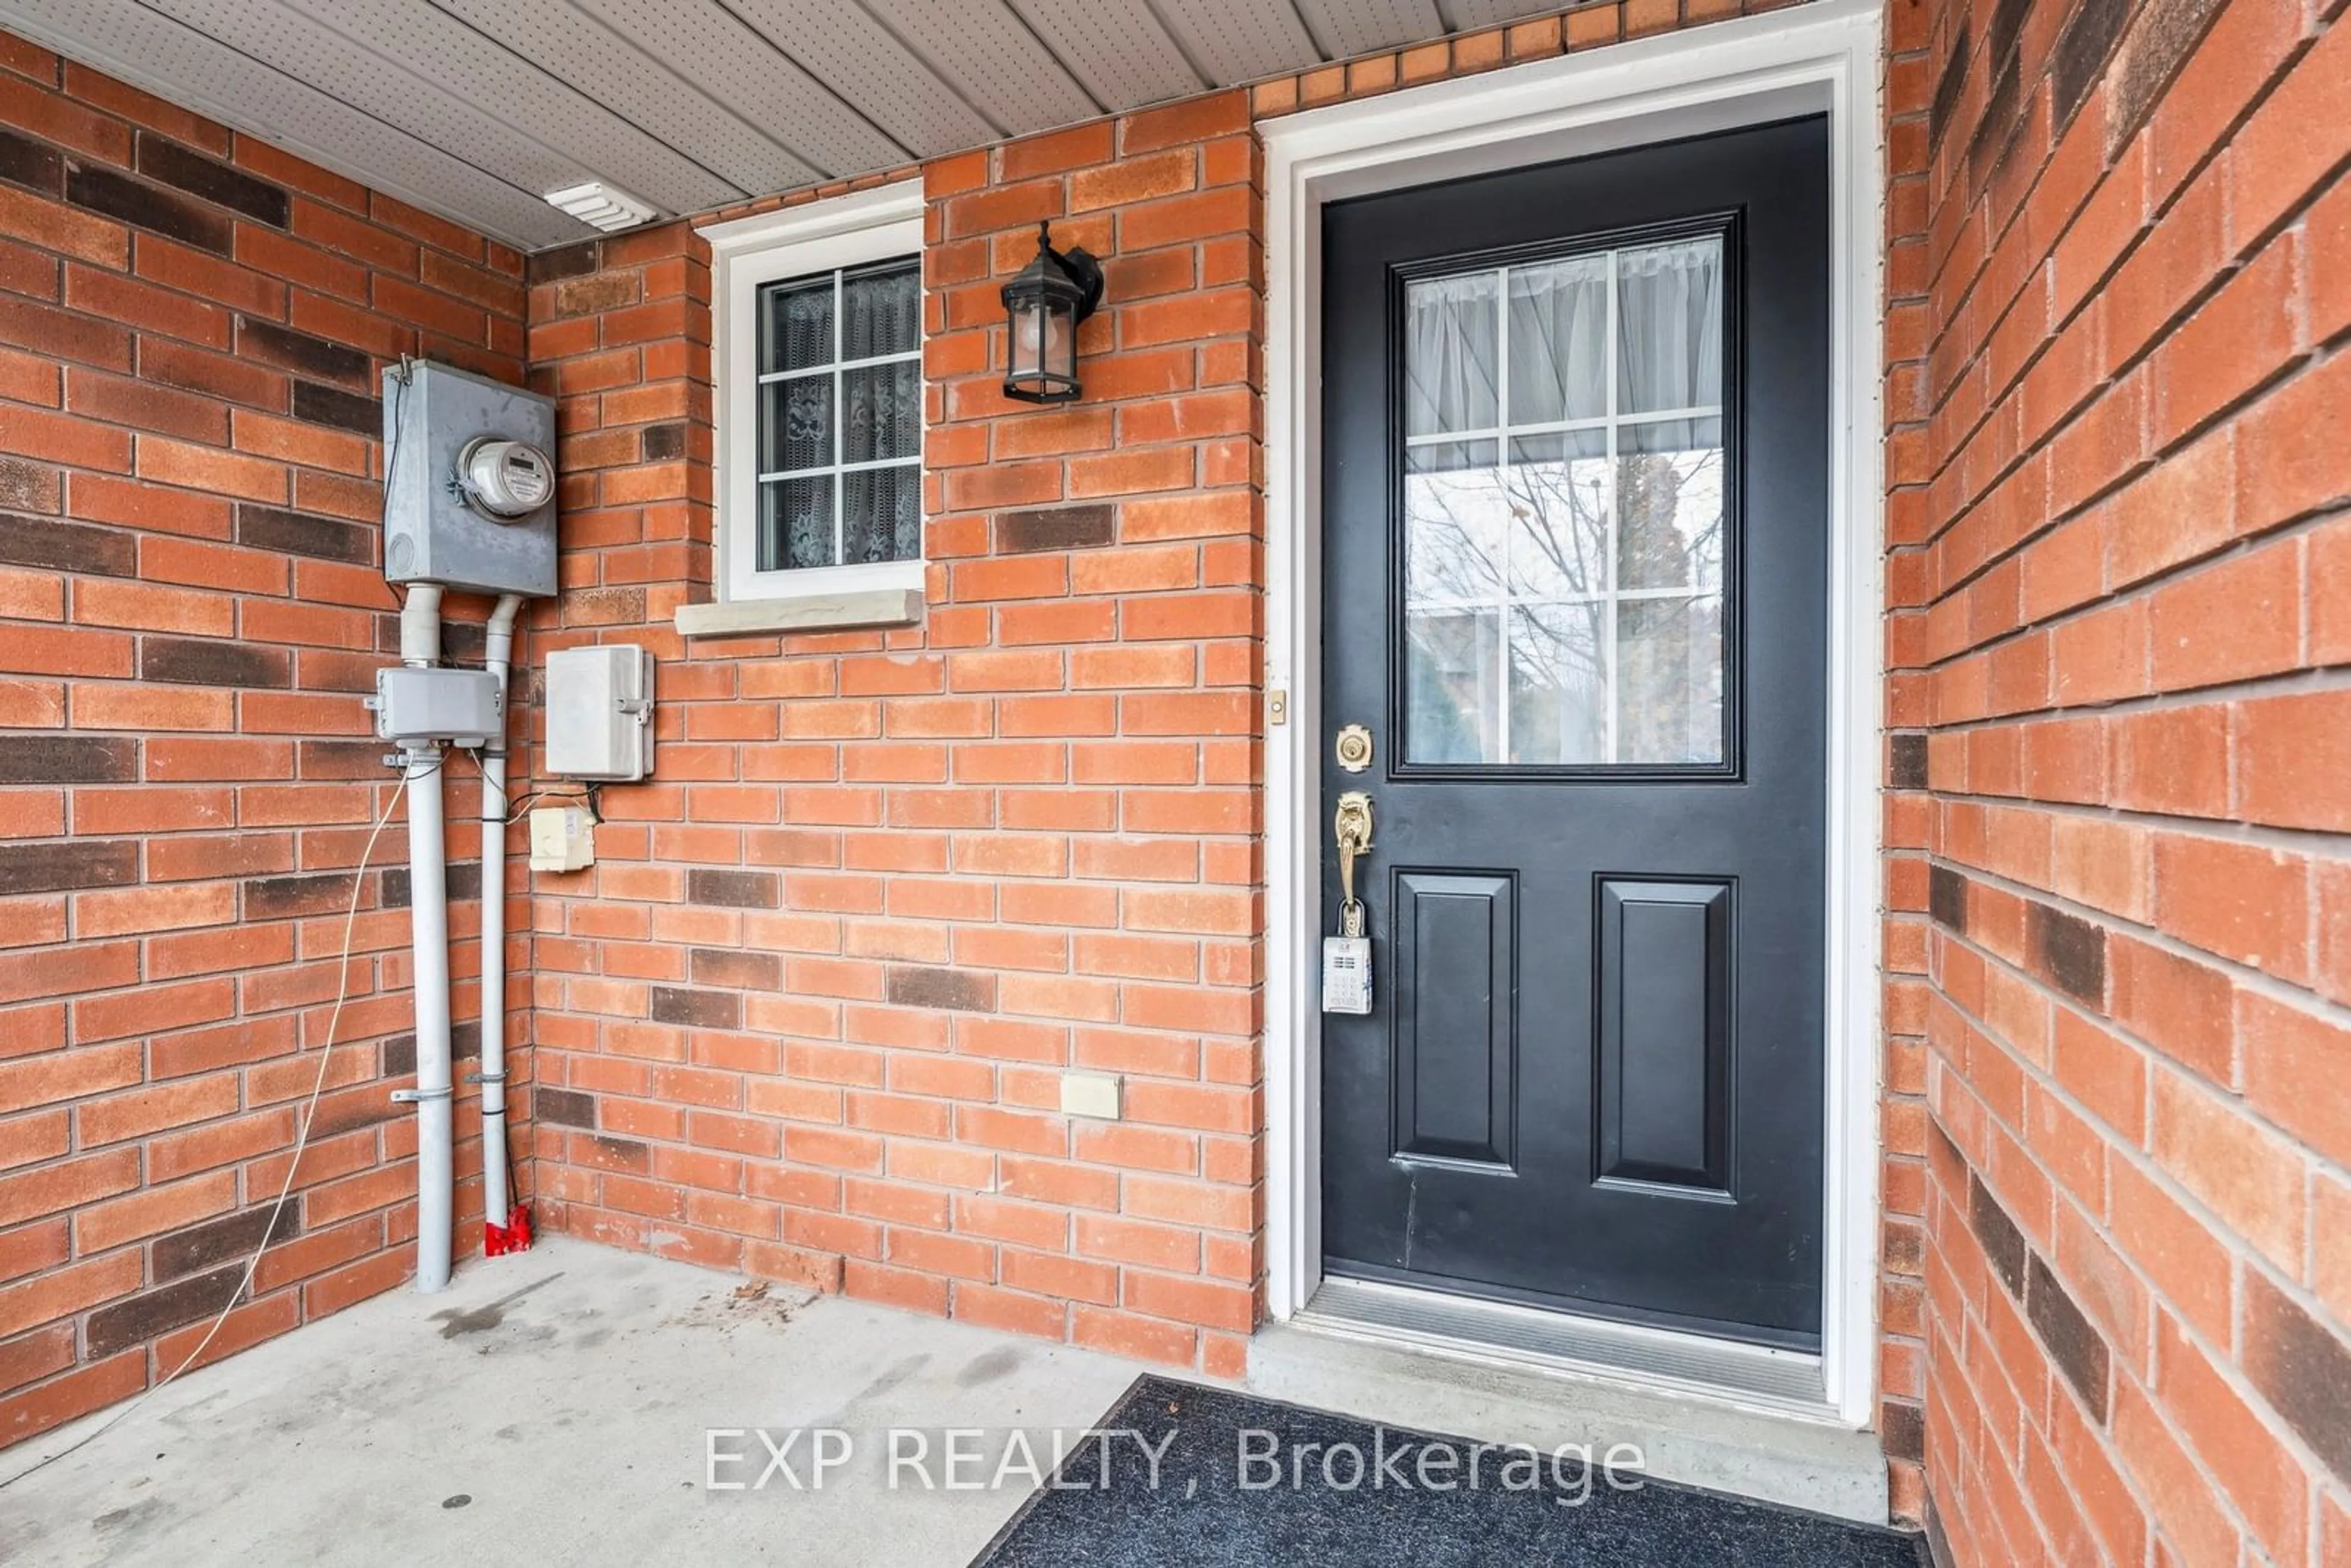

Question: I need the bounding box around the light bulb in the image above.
[1014,306,1063,372]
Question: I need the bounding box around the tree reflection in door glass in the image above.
[1619,595,1725,763]
[1619,418,1724,591]
[1403,607,1501,764]
[1509,604,1606,763]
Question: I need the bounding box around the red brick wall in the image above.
[518,0,1822,1389]
[521,91,1269,1376]
[0,34,525,1448]
[1896,0,2351,1561]
[1878,0,1938,1522]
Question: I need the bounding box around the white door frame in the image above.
[1260,0,1887,1428]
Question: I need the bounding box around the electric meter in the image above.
[456,437,556,520]
[381,360,558,595]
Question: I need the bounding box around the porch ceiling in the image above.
[0,0,1563,251]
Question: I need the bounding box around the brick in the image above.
[0,1250,141,1344]
[1122,1269,1253,1332]
[64,160,230,254]
[2026,902,2105,1003]
[289,378,379,436]
[885,966,997,1013]
[79,1075,241,1147]
[1120,92,1248,154]
[1000,122,1112,182]
[685,868,777,909]
[2149,234,2301,449]
[233,503,373,566]
[2240,991,2351,1169]
[0,733,134,783]
[1968,1174,2028,1297]
[0,512,135,575]
[536,1087,594,1128]
[0,121,61,192]
[135,435,285,503]
[0,1148,140,1228]
[1070,149,1195,214]
[235,317,371,386]
[1071,1305,1194,1367]
[2230,687,2350,831]
[2024,1254,2110,1422]
[2240,1269,2351,1482]
[6,398,132,471]
[2239,355,2351,536]
[140,636,291,688]
[0,171,124,270]
[2154,1316,2309,1564]
[0,1348,146,1448]
[0,838,138,896]
[2149,538,2301,692]
[2151,1070,2305,1272]
[648,986,741,1029]
[2154,833,2308,979]
[84,1262,244,1358]
[137,337,286,411]
[996,504,1116,554]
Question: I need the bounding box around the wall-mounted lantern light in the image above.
[1000,222,1103,405]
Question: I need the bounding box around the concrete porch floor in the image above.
[0,1238,1150,1567]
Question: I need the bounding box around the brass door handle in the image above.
[1334,790,1373,931]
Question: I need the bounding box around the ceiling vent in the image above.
[545,181,658,233]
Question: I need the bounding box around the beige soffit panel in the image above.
[0,0,586,247]
[569,0,907,178]
[1439,0,1581,30]
[1153,0,1324,86]
[856,0,1099,135]
[430,0,817,196]
[1007,0,1205,108]
[1294,0,1447,59]
[720,0,996,156]
[144,0,605,201]
[271,0,743,216]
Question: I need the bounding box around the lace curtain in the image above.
[757,260,921,571]
[1403,238,1723,451]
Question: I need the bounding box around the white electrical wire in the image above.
[0,767,422,1491]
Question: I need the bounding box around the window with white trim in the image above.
[694,182,926,631]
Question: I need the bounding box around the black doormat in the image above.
[970,1376,1925,1568]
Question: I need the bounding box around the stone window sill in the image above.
[673,586,924,638]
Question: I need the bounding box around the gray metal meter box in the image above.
[544,645,654,781]
[382,361,558,596]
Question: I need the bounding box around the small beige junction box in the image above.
[529,805,596,873]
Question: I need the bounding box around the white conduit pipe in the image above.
[479,594,525,1244]
[399,583,455,1294]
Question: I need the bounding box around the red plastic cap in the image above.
[484,1204,533,1257]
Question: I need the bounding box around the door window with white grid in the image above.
[1400,233,1730,769]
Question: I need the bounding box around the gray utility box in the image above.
[370,667,504,750]
[382,360,558,596]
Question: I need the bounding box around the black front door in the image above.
[1318,118,1831,1346]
